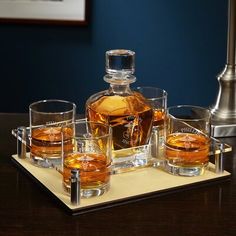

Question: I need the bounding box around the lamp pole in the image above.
[211,0,236,137]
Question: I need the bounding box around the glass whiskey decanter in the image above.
[86,49,153,172]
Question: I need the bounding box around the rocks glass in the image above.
[62,119,112,198]
[164,105,211,176]
[134,86,168,157]
[29,99,76,168]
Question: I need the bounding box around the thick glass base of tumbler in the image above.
[64,182,110,198]
[81,183,110,198]
[164,161,207,177]
[31,155,61,168]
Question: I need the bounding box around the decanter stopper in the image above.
[104,49,136,84]
[106,49,135,74]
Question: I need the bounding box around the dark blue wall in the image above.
[0,0,228,114]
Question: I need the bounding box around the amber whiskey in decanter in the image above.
[86,49,153,171]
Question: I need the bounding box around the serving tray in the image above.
[11,153,231,215]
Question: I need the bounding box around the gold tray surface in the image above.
[11,154,231,215]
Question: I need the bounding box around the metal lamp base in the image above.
[211,65,236,137]
[211,122,236,137]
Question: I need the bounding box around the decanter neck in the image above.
[108,83,132,95]
[104,73,136,85]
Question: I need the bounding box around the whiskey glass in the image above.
[164,105,211,176]
[134,87,167,128]
[62,119,112,198]
[29,99,76,168]
[134,87,168,157]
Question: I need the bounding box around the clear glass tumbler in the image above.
[62,119,112,198]
[29,99,76,168]
[164,105,211,176]
[134,86,168,157]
